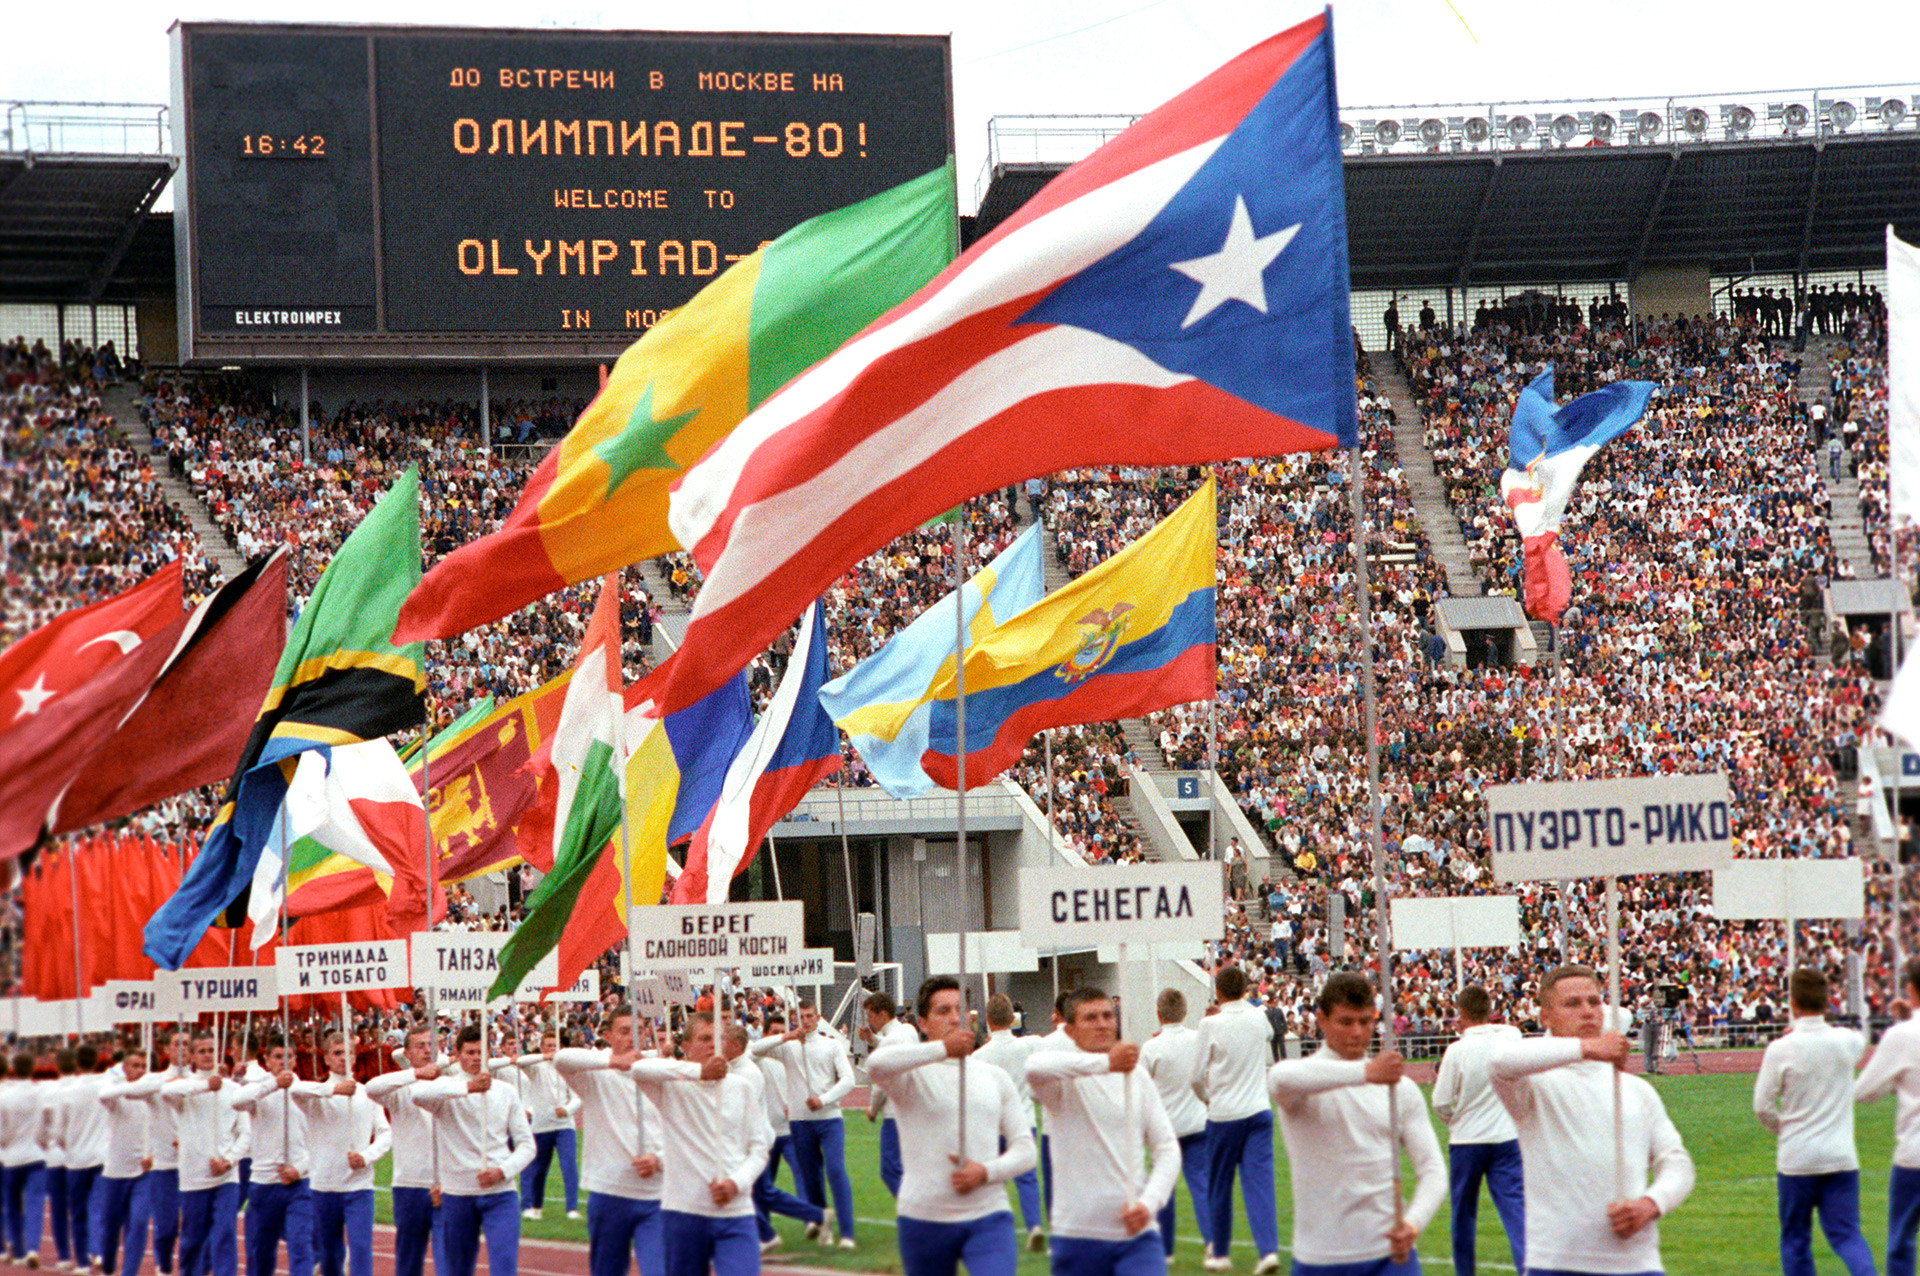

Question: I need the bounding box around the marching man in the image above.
[1431,986,1525,1276]
[1195,966,1279,1273]
[294,1031,392,1276]
[1490,963,1695,1276]
[1027,987,1180,1276]
[860,993,919,1200]
[92,1047,156,1276]
[161,1030,248,1276]
[553,1007,666,1276]
[365,1024,446,1276]
[0,1054,48,1266]
[632,1013,772,1276]
[1269,973,1446,1276]
[750,999,856,1247]
[866,977,1035,1276]
[974,994,1049,1251]
[504,1030,581,1221]
[1856,955,1920,1276]
[716,1017,824,1252]
[225,1035,313,1276]
[411,1026,535,1276]
[1139,988,1211,1261]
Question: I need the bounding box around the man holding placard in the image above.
[718,1016,824,1253]
[365,1024,446,1276]
[115,1031,188,1276]
[631,1013,771,1276]
[1269,972,1445,1276]
[866,977,1035,1276]
[553,1006,666,1276]
[1139,988,1211,1263]
[503,1030,581,1221]
[1431,986,1525,1276]
[1027,987,1179,1276]
[162,1030,247,1276]
[93,1047,156,1276]
[1194,966,1279,1274]
[1856,956,1920,1276]
[225,1035,314,1276]
[295,1032,391,1276]
[974,995,1048,1252]
[411,1025,535,1276]
[1489,964,1694,1276]
[749,1000,856,1248]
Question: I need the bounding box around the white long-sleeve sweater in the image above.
[864,1019,921,1119]
[161,1072,249,1191]
[507,1054,582,1134]
[97,1073,154,1179]
[62,1073,110,1169]
[363,1068,439,1190]
[228,1073,312,1183]
[1432,1023,1523,1144]
[553,1049,663,1202]
[1491,1035,1695,1275]
[1857,1016,1920,1169]
[0,1081,46,1167]
[974,1030,1043,1111]
[1026,1048,1179,1242]
[411,1071,535,1197]
[1140,1024,1208,1139]
[631,1059,769,1218]
[1754,1016,1865,1175]
[293,1079,391,1193]
[749,1028,855,1122]
[1194,999,1272,1121]
[126,1066,188,1171]
[1269,1052,1447,1266]
[867,1041,1035,1223]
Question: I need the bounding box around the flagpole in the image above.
[613,572,649,1164]
[279,798,292,1147]
[1045,730,1060,1004]
[67,843,84,1038]
[1552,623,1569,964]
[1350,437,1402,1232]
[835,765,861,1020]
[1893,505,1907,1001]
[952,513,969,1160]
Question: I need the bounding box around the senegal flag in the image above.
[143,469,426,969]
[394,160,959,644]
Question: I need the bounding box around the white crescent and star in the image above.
[1168,195,1302,329]
[11,631,145,721]
[77,630,142,654]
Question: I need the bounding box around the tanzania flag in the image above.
[393,161,960,644]
[143,468,426,969]
[490,577,626,1000]
[919,479,1217,789]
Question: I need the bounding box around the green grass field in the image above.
[377,1073,1904,1274]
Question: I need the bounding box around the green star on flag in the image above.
[593,383,699,499]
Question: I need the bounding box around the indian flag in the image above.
[394,160,959,644]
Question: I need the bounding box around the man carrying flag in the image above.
[144,470,427,970]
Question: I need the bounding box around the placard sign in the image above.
[1487,773,1734,881]
[1390,896,1522,951]
[544,969,600,1004]
[1018,863,1226,947]
[277,940,412,994]
[628,901,806,975]
[163,966,280,1014]
[1713,858,1865,921]
[741,947,835,986]
[411,933,557,992]
[926,932,1039,973]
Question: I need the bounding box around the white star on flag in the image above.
[14,674,54,721]
[1169,195,1301,329]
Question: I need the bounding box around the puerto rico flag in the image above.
[654,12,1355,713]
[1501,366,1655,624]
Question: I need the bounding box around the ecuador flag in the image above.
[394,161,959,643]
[919,479,1216,790]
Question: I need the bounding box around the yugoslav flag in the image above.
[818,524,1045,797]
[1499,367,1655,624]
[919,480,1215,789]
[248,739,433,943]
[674,602,839,904]
[649,12,1354,713]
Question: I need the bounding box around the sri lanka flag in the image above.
[674,602,839,904]
[653,12,1353,714]
[1500,368,1655,624]
[919,480,1216,789]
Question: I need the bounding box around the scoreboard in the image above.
[170,22,954,364]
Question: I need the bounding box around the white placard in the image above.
[926,932,1039,974]
[410,933,557,993]
[163,966,279,1013]
[543,969,600,1004]
[739,947,836,986]
[1390,896,1522,951]
[659,971,699,1005]
[1487,773,1734,880]
[276,941,412,995]
[1018,863,1226,946]
[99,981,168,1023]
[628,901,806,975]
[1094,941,1205,963]
[1713,858,1866,921]
[629,975,664,1017]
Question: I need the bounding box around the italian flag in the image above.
[491,576,627,1000]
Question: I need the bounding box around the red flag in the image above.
[50,552,289,835]
[0,562,182,733]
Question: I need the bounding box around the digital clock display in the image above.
[239,134,327,158]
[173,21,955,360]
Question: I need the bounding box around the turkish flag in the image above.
[0,609,185,860]
[49,552,289,834]
[0,561,183,736]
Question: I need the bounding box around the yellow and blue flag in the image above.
[917,480,1216,790]
[818,525,1045,797]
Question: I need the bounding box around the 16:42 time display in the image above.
[239,134,327,158]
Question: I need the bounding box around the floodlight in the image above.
[1463,116,1491,144]
[1374,118,1402,147]
[1681,107,1708,137]
[1419,118,1446,148]
[1340,121,1356,149]
[1830,100,1857,131]
[1635,111,1663,142]
[1882,99,1909,128]
[1726,105,1755,138]
[1591,112,1615,142]
[1506,115,1532,143]
[1551,114,1579,144]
